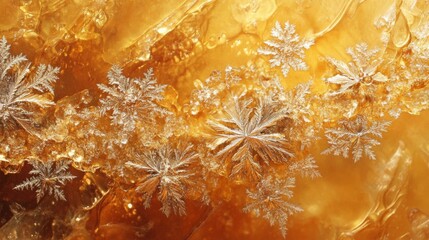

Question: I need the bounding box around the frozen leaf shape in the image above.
[322,115,390,162]
[14,160,76,202]
[243,176,303,238]
[325,43,388,95]
[258,21,313,77]
[208,97,292,179]
[125,144,197,217]
[0,36,59,133]
[98,66,168,139]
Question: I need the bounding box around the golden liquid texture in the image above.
[0,0,428,239]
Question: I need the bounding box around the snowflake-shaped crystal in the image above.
[0,37,59,134]
[208,97,292,179]
[325,43,388,95]
[98,66,168,142]
[125,144,197,217]
[258,21,313,77]
[243,176,303,237]
[322,115,390,162]
[14,160,76,202]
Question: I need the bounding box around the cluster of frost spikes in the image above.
[125,144,197,217]
[97,66,169,144]
[322,115,390,162]
[258,21,313,77]
[243,176,302,238]
[208,97,293,179]
[0,36,59,134]
[14,160,76,202]
[324,43,388,95]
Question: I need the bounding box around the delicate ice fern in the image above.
[0,36,59,133]
[258,21,313,77]
[289,155,321,179]
[322,115,390,162]
[243,176,303,238]
[208,97,292,179]
[125,144,197,217]
[98,66,168,143]
[325,43,388,95]
[14,160,76,202]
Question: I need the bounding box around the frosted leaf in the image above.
[125,144,197,217]
[208,97,292,179]
[0,36,59,134]
[258,21,313,77]
[14,160,76,202]
[325,43,387,95]
[322,115,390,162]
[243,176,303,237]
[98,66,168,137]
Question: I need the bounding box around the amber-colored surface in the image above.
[0,0,428,239]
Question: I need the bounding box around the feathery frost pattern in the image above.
[289,155,321,179]
[325,43,388,96]
[258,21,313,77]
[243,176,303,237]
[208,97,292,179]
[98,66,168,144]
[125,144,198,217]
[14,160,76,202]
[0,37,59,133]
[1,7,427,237]
[322,115,390,162]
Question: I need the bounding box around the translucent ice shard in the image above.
[339,142,412,239]
[408,208,429,240]
[102,0,214,64]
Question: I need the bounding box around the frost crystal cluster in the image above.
[0,37,59,134]
[14,160,76,202]
[1,1,429,239]
[258,21,313,77]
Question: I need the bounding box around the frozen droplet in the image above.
[392,11,411,48]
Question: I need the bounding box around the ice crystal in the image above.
[98,66,168,143]
[325,43,388,95]
[125,144,198,217]
[258,21,313,77]
[262,80,320,150]
[189,66,244,114]
[208,97,292,179]
[405,42,429,86]
[283,81,313,120]
[243,176,303,237]
[14,160,76,202]
[322,115,390,162]
[0,37,59,134]
[289,155,321,179]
